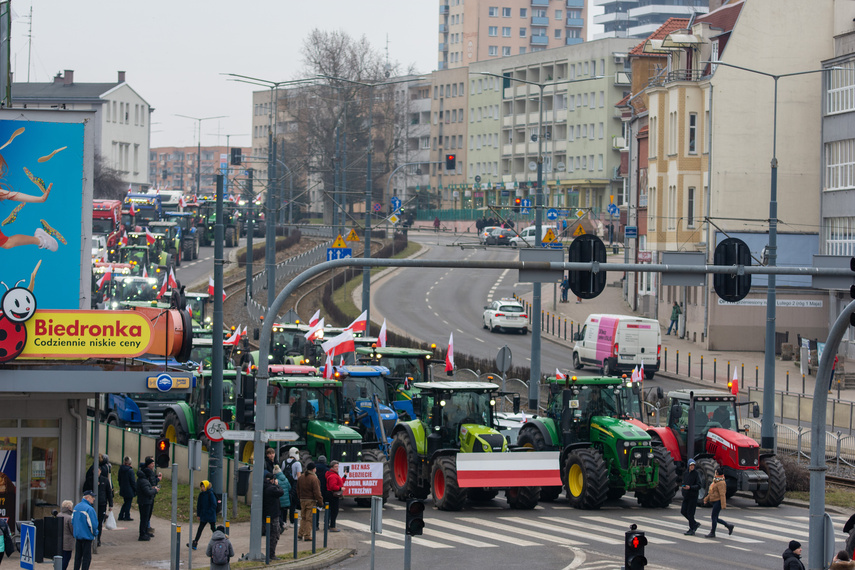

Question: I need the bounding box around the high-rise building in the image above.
[149,146,250,196]
[593,0,708,39]
[439,0,587,70]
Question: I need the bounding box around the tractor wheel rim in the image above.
[165,425,176,443]
[393,447,408,487]
[568,463,584,497]
[242,442,254,463]
[434,468,445,499]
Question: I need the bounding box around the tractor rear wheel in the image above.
[506,486,539,509]
[564,448,608,509]
[390,432,427,500]
[225,227,236,248]
[239,441,254,464]
[696,458,717,507]
[182,241,193,263]
[360,449,391,504]
[467,488,498,502]
[753,456,786,507]
[638,447,678,508]
[431,456,467,511]
[161,410,189,446]
[517,428,561,501]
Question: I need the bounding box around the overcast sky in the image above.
[16,1,600,149]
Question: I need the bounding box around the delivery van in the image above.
[571,314,661,379]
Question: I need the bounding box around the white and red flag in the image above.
[308,310,320,327]
[156,273,168,299]
[323,355,334,379]
[378,319,387,348]
[731,367,739,395]
[96,267,112,290]
[631,366,640,383]
[178,195,186,209]
[120,231,128,246]
[208,276,225,301]
[142,265,148,279]
[168,267,178,289]
[127,184,133,194]
[445,333,455,373]
[555,368,566,381]
[129,204,136,216]
[223,327,241,346]
[304,317,325,341]
[344,310,367,334]
[639,362,645,381]
[322,330,355,358]
[145,227,156,245]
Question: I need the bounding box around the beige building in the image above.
[428,67,470,207]
[440,0,586,70]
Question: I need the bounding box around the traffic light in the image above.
[405,499,425,536]
[235,371,255,426]
[568,234,607,299]
[155,438,171,469]
[445,154,456,171]
[514,197,522,212]
[624,526,648,569]
[713,237,751,302]
[230,147,242,166]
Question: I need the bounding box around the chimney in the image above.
[63,70,74,85]
[118,71,126,83]
[53,72,63,85]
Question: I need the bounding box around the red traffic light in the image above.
[158,440,168,452]
[515,198,521,205]
[445,154,456,170]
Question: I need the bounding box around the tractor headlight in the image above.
[754,459,758,465]
[482,442,490,452]
[633,452,641,459]
[648,452,654,459]
[623,441,631,448]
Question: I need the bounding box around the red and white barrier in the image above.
[456,452,562,488]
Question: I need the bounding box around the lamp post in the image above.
[476,72,601,410]
[175,114,227,195]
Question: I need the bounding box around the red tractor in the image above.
[629,388,786,507]
[92,199,123,261]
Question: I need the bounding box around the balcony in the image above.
[566,0,585,7]
[648,69,706,86]
[594,11,629,25]
[439,24,448,33]
[614,71,631,86]
[566,17,584,27]
[531,35,549,46]
[531,16,550,26]
[565,37,584,45]
[439,42,448,52]
[531,0,550,5]
[440,4,449,15]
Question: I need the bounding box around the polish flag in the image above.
[120,231,128,247]
[129,204,136,216]
[445,333,455,373]
[197,359,204,375]
[156,274,168,299]
[168,267,178,289]
[555,369,566,381]
[142,265,148,279]
[378,319,387,348]
[96,268,112,290]
[208,276,225,301]
[323,354,334,379]
[344,310,367,333]
[223,328,241,346]
[240,325,248,337]
[178,195,186,208]
[639,362,645,381]
[304,317,325,341]
[521,410,528,423]
[339,356,345,367]
[127,184,133,194]
[309,310,320,327]
[322,330,355,358]
[145,227,156,245]
[730,367,739,395]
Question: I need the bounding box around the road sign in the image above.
[373,202,382,212]
[474,175,481,183]
[20,522,34,569]
[546,208,559,220]
[542,228,557,244]
[607,203,619,216]
[573,226,586,237]
[391,196,402,210]
[345,228,360,241]
[204,417,227,442]
[266,431,299,441]
[327,247,353,261]
[625,225,638,238]
[331,235,347,248]
[222,430,254,441]
[389,214,399,224]
[341,462,385,497]
[496,345,512,373]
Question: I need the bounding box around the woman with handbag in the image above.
[325,461,346,532]
[0,516,14,565]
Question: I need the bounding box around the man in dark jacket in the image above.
[136,457,159,541]
[263,473,285,558]
[117,456,136,521]
[313,455,329,530]
[783,540,806,570]
[95,462,113,546]
[191,480,217,550]
[680,458,702,535]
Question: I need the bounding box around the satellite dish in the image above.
[528,161,537,172]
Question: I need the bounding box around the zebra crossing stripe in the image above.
[362,539,403,550]
[541,516,674,545]
[438,520,542,547]
[751,514,826,532]
[335,519,452,549]
[630,516,759,544]
[459,517,570,546]
[383,518,497,548]
[499,517,589,546]
[574,516,674,545]
[741,516,812,538]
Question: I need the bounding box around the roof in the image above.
[695,0,743,33]
[669,389,736,400]
[629,18,690,57]
[355,346,434,357]
[339,365,390,377]
[546,376,626,385]
[12,81,119,101]
[615,93,632,108]
[414,381,499,391]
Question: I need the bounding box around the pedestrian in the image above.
[282,447,302,525]
[325,460,347,532]
[783,540,806,570]
[829,355,840,393]
[560,276,569,303]
[0,515,15,565]
[263,473,284,558]
[264,447,276,475]
[680,458,702,535]
[72,491,98,570]
[117,456,136,521]
[191,480,217,551]
[576,295,582,304]
[702,466,734,538]
[95,459,113,547]
[273,465,291,532]
[296,462,324,541]
[206,525,234,570]
[666,301,682,335]
[832,550,855,570]
[314,455,329,530]
[433,216,440,232]
[58,500,74,569]
[136,456,159,541]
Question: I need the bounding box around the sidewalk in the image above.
[77,508,357,570]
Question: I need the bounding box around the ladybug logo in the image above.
[0,280,37,363]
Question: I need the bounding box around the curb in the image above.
[256,548,357,569]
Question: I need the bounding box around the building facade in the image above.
[429,67,470,207]
[594,0,708,39]
[149,145,252,197]
[389,78,433,209]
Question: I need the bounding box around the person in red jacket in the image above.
[325,461,347,532]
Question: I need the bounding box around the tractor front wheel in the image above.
[638,447,678,508]
[506,486,539,509]
[161,410,189,446]
[753,456,786,507]
[564,448,608,509]
[431,456,467,511]
[225,227,236,248]
[390,432,427,500]
[517,428,561,501]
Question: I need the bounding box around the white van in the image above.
[571,314,661,379]
[510,225,555,247]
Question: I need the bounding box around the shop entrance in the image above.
[0,420,60,528]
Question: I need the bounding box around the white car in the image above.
[483,298,528,334]
[478,226,500,244]
[91,235,107,263]
[509,225,555,247]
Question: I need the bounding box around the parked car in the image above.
[510,225,555,247]
[479,226,500,244]
[486,227,514,246]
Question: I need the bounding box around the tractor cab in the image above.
[355,345,436,418]
[189,337,234,371]
[108,275,161,308]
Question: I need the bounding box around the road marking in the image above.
[361,539,403,550]
[495,517,588,546]
[570,517,674,545]
[538,516,653,545]
[627,516,708,543]
[457,328,465,334]
[475,338,485,343]
[438,520,541,547]
[725,545,752,552]
[559,545,586,570]
[442,320,448,325]
[336,520,450,549]
[384,518,497,548]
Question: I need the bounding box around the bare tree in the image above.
[93,153,126,200]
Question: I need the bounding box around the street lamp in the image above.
[175,114,227,195]
[476,71,601,410]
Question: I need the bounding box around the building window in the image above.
[519,28,527,37]
[688,113,698,154]
[502,6,511,16]
[555,9,563,19]
[668,112,677,155]
[649,116,658,158]
[649,186,656,231]
[668,185,677,230]
[826,139,855,190]
[827,61,855,115]
[489,6,498,16]
[598,122,604,139]
[489,46,498,56]
[489,26,498,36]
[598,154,603,170]
[520,8,527,17]
[502,46,511,56]
[687,187,695,228]
[554,29,562,39]
[824,216,855,256]
[503,26,511,37]
[519,47,526,54]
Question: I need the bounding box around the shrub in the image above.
[778,454,810,492]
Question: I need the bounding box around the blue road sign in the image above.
[625,225,638,238]
[20,522,35,569]
[391,197,402,211]
[327,248,353,261]
[520,198,531,214]
[607,203,619,216]
[546,208,559,220]
[373,203,382,212]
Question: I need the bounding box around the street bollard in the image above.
[664,348,668,372]
[312,508,318,553]
[541,310,544,331]
[175,526,181,570]
[700,355,704,381]
[324,504,329,548]
[552,313,555,335]
[225,520,230,536]
[713,358,717,384]
[786,371,789,392]
[676,350,680,375]
[727,361,731,383]
[564,318,567,340]
[688,353,691,378]
[265,516,271,564]
[293,512,299,560]
[756,366,759,388]
[741,364,744,385]
[53,556,62,570]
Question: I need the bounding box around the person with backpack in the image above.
[191,480,217,550]
[273,465,291,532]
[282,447,301,525]
[206,525,234,570]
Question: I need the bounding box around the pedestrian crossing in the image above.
[341,503,847,553]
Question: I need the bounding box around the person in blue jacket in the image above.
[72,490,98,570]
[191,480,217,550]
[273,464,292,532]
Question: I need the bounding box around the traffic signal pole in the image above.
[530,83,545,410]
[210,174,225,498]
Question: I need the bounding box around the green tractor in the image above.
[197,201,241,247]
[388,381,539,511]
[249,322,311,368]
[119,244,170,277]
[160,369,237,451]
[516,375,677,509]
[148,220,183,267]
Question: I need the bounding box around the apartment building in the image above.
[439,0,587,71]
[389,78,433,209]
[594,0,708,39]
[428,67,470,208]
[149,145,252,196]
[12,70,151,190]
